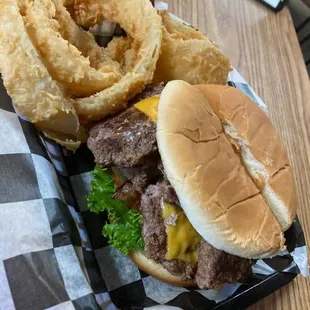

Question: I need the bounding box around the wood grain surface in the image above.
[165,0,310,309]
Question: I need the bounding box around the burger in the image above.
[87,80,296,289]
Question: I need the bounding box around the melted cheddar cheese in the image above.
[162,202,202,263]
[135,97,201,263]
[134,96,160,121]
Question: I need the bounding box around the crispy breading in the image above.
[23,0,121,97]
[0,0,162,149]
[0,0,82,150]
[72,0,162,120]
[153,11,231,85]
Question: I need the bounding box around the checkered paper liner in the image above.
[0,4,309,310]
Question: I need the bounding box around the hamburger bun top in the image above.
[156,80,295,259]
[195,84,297,231]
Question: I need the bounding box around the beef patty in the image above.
[88,107,157,167]
[113,154,164,210]
[88,83,164,168]
[141,181,197,281]
[141,181,179,261]
[129,82,165,105]
[195,241,254,289]
[140,181,254,287]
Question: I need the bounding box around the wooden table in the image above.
[166,0,310,309]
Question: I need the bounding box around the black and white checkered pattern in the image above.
[0,5,308,310]
[0,76,119,309]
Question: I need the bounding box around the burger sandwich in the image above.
[87,80,297,289]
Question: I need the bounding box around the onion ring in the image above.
[105,36,139,75]
[51,0,120,72]
[64,0,106,28]
[0,0,82,150]
[22,0,121,98]
[153,11,231,85]
[69,0,162,121]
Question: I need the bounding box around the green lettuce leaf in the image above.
[87,165,144,254]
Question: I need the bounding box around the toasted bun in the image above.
[194,84,297,231]
[129,251,196,287]
[157,80,286,259]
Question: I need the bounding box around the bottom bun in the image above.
[129,251,197,287]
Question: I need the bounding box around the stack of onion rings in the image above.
[0,0,230,151]
[0,0,162,149]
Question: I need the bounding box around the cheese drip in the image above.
[134,96,160,120]
[162,202,202,263]
[135,97,201,262]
